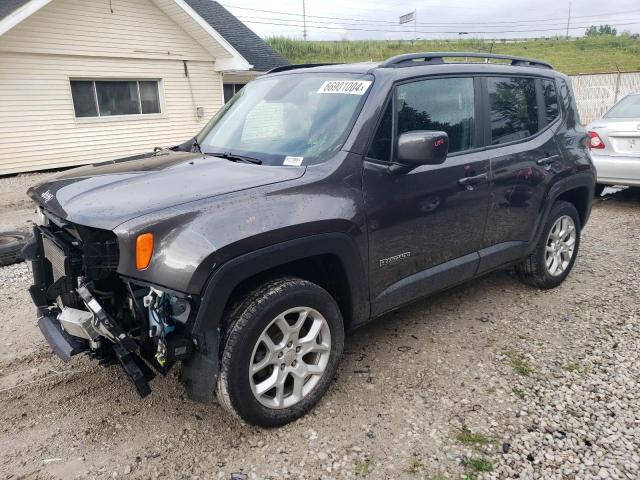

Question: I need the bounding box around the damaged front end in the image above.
[25,207,195,397]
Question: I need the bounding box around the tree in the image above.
[585,25,618,37]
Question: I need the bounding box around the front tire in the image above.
[216,277,344,427]
[516,201,581,289]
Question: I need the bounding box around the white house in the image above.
[0,0,288,175]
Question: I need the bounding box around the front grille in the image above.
[42,236,67,280]
[37,210,119,282]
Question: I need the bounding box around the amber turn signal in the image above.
[135,233,154,270]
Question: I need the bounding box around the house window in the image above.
[70,80,161,118]
[223,83,246,103]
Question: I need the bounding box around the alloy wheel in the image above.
[545,215,576,276]
[249,307,331,409]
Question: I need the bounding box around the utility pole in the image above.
[413,9,417,43]
[565,1,571,39]
[302,0,307,40]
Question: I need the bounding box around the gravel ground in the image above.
[0,174,638,480]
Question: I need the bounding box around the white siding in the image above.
[0,52,223,174]
[0,0,231,175]
[0,0,212,61]
[151,0,244,66]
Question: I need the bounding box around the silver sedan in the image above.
[586,93,640,195]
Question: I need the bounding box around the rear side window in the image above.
[367,101,393,162]
[558,78,571,112]
[487,77,539,145]
[396,77,475,153]
[542,79,560,125]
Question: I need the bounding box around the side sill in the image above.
[370,252,480,318]
[476,241,528,275]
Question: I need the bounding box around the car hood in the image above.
[27,150,305,230]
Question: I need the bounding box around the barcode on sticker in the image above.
[317,80,372,95]
[283,156,304,166]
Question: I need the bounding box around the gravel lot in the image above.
[0,173,638,480]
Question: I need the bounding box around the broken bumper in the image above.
[37,308,87,362]
[34,304,156,398]
[24,226,155,397]
[24,221,216,403]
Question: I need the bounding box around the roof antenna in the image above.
[109,0,114,14]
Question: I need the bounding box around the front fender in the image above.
[192,232,369,345]
[182,232,369,404]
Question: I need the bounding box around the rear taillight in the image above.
[587,131,605,149]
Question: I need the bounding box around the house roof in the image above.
[184,0,288,72]
[0,0,30,20]
[0,0,288,72]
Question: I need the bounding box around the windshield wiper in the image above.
[204,151,262,165]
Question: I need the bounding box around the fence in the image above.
[570,71,640,124]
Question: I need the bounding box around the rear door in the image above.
[480,76,566,273]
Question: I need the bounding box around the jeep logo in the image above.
[40,190,54,203]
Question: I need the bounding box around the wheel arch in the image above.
[182,232,368,404]
[193,232,369,349]
[529,171,595,254]
[555,185,591,227]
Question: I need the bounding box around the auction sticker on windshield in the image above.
[317,80,372,95]
[283,156,304,166]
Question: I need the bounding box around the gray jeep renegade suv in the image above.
[24,53,595,427]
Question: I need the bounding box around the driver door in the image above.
[363,76,491,314]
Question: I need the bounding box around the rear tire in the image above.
[516,201,581,289]
[216,277,344,427]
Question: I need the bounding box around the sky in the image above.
[219,0,640,40]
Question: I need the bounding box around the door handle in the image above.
[536,155,560,167]
[458,173,489,189]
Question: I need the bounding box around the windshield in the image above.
[604,94,640,119]
[197,73,373,166]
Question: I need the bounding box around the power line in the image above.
[236,13,640,31]
[222,4,640,28]
[236,16,640,35]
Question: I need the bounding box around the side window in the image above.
[558,78,571,112]
[396,77,475,154]
[366,101,392,162]
[487,77,539,145]
[542,79,559,124]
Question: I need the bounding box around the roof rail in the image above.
[380,52,553,70]
[266,63,341,74]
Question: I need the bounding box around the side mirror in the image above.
[397,131,449,168]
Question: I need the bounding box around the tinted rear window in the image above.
[487,77,539,145]
[542,79,560,125]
